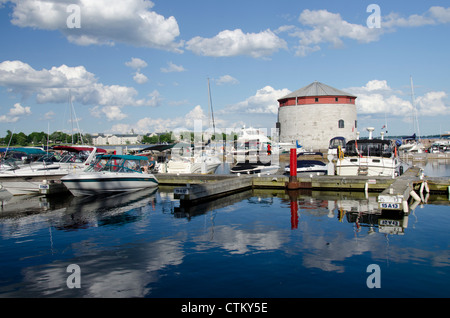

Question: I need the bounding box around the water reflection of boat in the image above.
[56,188,157,230]
[61,154,158,197]
[335,195,409,235]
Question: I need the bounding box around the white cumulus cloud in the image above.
[215,75,239,86]
[345,80,450,118]
[6,0,183,52]
[221,86,291,115]
[0,60,161,122]
[0,102,32,123]
[160,62,186,73]
[186,29,287,58]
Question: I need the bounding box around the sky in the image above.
[0,0,449,140]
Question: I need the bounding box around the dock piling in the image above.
[286,149,301,189]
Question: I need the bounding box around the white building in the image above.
[277,81,358,150]
[92,133,143,146]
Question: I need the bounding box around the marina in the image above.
[1,0,450,305]
[0,159,449,299]
[1,84,450,302]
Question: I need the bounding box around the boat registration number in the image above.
[379,219,401,226]
[379,202,401,210]
[39,184,49,190]
[174,188,189,195]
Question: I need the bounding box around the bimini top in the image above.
[278,81,356,100]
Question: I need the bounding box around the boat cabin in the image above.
[345,139,395,158]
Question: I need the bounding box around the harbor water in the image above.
[0,160,449,299]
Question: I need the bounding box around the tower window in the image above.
[315,98,319,102]
[335,97,339,102]
[338,119,345,128]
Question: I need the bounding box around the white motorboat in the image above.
[0,145,106,195]
[284,160,328,176]
[232,126,272,156]
[398,134,425,153]
[336,139,404,177]
[0,147,47,171]
[61,154,158,197]
[165,154,222,174]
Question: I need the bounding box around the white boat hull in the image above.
[62,172,158,197]
[165,156,221,174]
[0,172,69,195]
[336,157,401,177]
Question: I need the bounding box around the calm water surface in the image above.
[0,160,449,298]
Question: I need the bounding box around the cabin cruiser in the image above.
[231,126,272,156]
[0,146,106,195]
[61,154,158,197]
[284,160,328,176]
[335,139,404,177]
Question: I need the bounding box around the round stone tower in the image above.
[277,81,358,150]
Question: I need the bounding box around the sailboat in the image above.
[163,78,221,174]
[399,76,425,153]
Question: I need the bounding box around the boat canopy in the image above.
[403,133,417,141]
[98,154,149,161]
[140,143,176,152]
[0,147,46,155]
[52,145,107,153]
[88,154,150,173]
[345,139,394,158]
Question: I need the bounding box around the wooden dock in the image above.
[157,166,450,209]
[377,166,421,212]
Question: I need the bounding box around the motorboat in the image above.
[165,154,222,174]
[0,145,106,195]
[284,160,328,176]
[0,147,47,171]
[335,139,404,177]
[230,160,280,175]
[61,154,158,197]
[232,126,272,156]
[398,134,425,153]
[327,137,346,158]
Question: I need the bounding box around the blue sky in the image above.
[0,0,449,139]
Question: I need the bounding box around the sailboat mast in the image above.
[410,76,421,141]
[69,90,74,144]
[207,78,216,136]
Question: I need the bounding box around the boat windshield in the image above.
[86,156,148,173]
[345,140,394,157]
[329,137,346,149]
